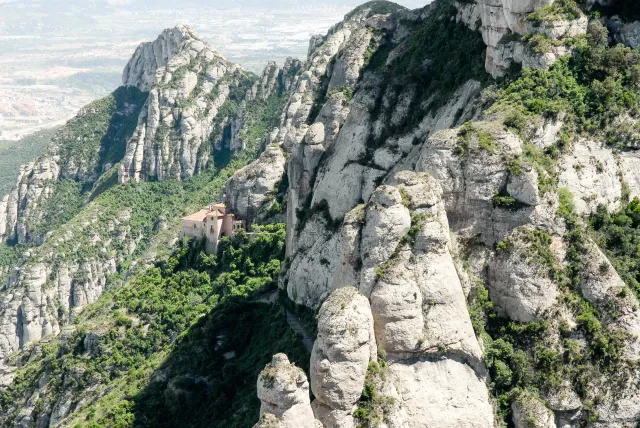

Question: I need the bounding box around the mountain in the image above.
[3,0,640,427]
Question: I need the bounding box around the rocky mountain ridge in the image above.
[230,0,640,426]
[3,0,640,427]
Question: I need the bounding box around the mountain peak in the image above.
[122,24,203,92]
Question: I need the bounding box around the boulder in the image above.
[255,354,321,428]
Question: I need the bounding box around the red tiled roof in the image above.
[182,209,210,222]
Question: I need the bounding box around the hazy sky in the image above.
[0,0,428,10]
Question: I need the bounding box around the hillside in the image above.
[3,0,640,427]
[0,130,57,199]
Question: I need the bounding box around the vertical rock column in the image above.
[310,286,377,427]
[254,353,321,428]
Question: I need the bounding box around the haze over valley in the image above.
[0,0,423,140]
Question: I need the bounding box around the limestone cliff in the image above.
[118,27,295,182]
[253,0,640,427]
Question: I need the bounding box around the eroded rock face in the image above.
[290,172,494,427]
[255,354,321,428]
[387,359,494,428]
[123,25,195,92]
[415,124,558,246]
[512,392,556,428]
[608,16,640,49]
[225,144,286,220]
[310,287,376,427]
[488,227,560,322]
[119,30,241,182]
[455,0,588,77]
[368,172,483,364]
[0,208,138,362]
[558,139,622,215]
[119,29,299,184]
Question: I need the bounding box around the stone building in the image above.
[180,203,244,253]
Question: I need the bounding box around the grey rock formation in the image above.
[456,0,588,77]
[369,172,483,364]
[255,353,321,428]
[387,358,494,427]
[224,143,286,221]
[608,16,640,49]
[123,25,196,92]
[310,287,376,427]
[119,29,242,182]
[120,33,300,184]
[512,392,556,428]
[0,207,136,362]
[488,227,560,322]
[558,139,622,214]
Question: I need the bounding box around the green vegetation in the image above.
[345,0,406,21]
[591,198,640,300]
[486,20,640,194]
[491,21,640,138]
[527,0,582,24]
[354,355,395,427]
[0,47,305,427]
[521,33,566,55]
[208,70,286,168]
[456,122,499,157]
[58,86,148,175]
[27,179,85,240]
[327,85,354,102]
[492,190,523,211]
[470,185,629,424]
[0,129,56,198]
[384,1,488,120]
[1,225,308,428]
[238,90,288,150]
[3,87,149,243]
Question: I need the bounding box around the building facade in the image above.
[180,203,243,253]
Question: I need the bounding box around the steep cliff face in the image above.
[456,0,589,77]
[118,26,289,183]
[255,0,640,427]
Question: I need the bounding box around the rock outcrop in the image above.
[119,32,300,183]
[512,392,557,428]
[456,0,588,77]
[255,354,321,428]
[0,206,141,362]
[119,28,245,182]
[310,287,376,427]
[294,172,494,427]
[224,143,286,221]
[123,25,196,92]
[488,227,560,322]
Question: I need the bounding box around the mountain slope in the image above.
[0,24,296,390]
